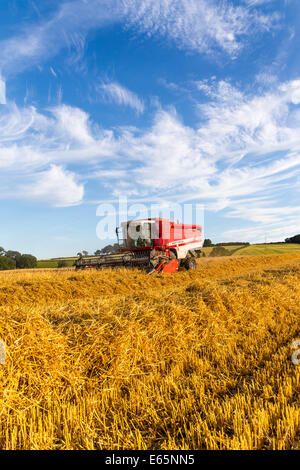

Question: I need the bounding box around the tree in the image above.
[215,242,249,246]
[82,250,89,257]
[203,239,212,247]
[102,244,119,254]
[101,245,114,254]
[0,256,16,270]
[285,234,300,244]
[0,247,5,256]
[94,244,120,256]
[18,254,37,269]
[5,250,22,265]
[57,260,68,268]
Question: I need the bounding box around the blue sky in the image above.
[1,0,300,258]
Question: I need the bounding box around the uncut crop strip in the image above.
[0,254,299,449]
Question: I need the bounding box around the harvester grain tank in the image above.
[75,217,203,274]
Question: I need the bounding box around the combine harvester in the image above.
[75,218,203,274]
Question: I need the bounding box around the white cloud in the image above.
[50,66,57,78]
[0,96,126,206]
[21,164,84,207]
[158,78,188,93]
[123,0,277,57]
[244,0,275,5]
[119,109,216,189]
[51,105,94,145]
[222,206,300,243]
[195,79,300,163]
[104,79,300,207]
[99,82,145,114]
[0,77,6,105]
[0,0,279,75]
[0,0,120,75]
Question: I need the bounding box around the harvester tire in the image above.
[185,258,196,270]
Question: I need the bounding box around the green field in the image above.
[231,243,300,256]
[201,245,244,256]
[37,258,77,268]
[202,243,300,257]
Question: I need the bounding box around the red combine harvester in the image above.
[75,218,203,274]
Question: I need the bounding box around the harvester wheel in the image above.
[185,258,196,270]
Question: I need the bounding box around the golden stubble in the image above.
[0,253,299,450]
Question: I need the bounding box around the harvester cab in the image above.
[75,218,203,274]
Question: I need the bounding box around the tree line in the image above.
[0,248,37,270]
[77,244,120,257]
[94,244,119,255]
[203,239,250,247]
[285,234,300,244]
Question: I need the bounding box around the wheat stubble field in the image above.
[0,254,299,450]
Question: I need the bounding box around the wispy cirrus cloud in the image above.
[244,0,276,5]
[0,0,120,75]
[109,79,300,203]
[222,204,300,243]
[0,0,280,76]
[99,82,145,114]
[0,77,6,104]
[124,0,278,57]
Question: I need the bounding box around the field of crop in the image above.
[200,243,300,257]
[232,244,300,256]
[37,258,77,268]
[0,254,299,450]
[201,245,244,256]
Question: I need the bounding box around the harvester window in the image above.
[135,223,152,247]
[125,222,153,249]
